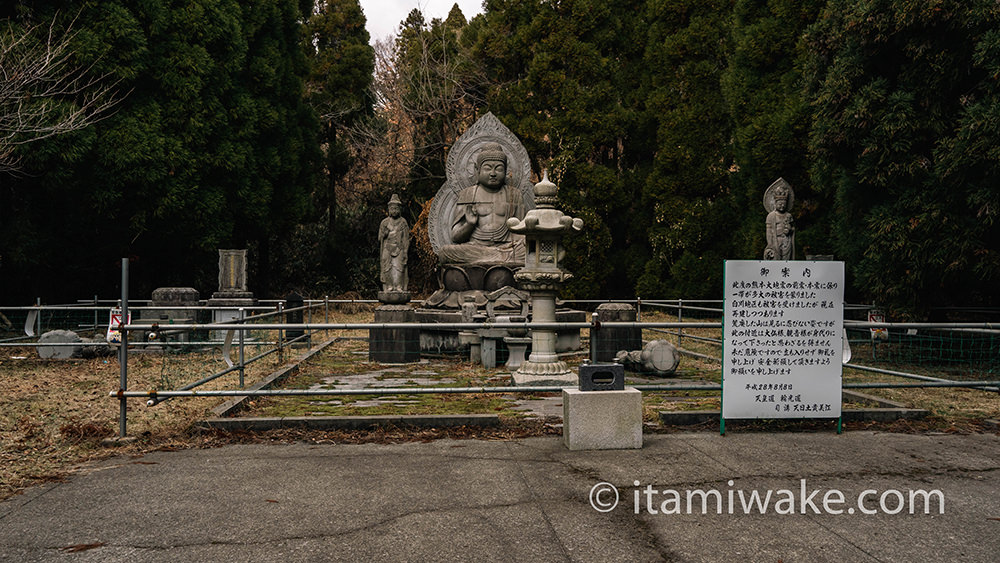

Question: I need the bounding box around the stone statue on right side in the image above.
[763,178,795,260]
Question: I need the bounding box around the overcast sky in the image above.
[358,0,485,45]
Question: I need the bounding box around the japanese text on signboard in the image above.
[722,261,844,419]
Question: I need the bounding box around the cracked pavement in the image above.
[0,432,997,562]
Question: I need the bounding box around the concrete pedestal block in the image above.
[481,337,496,368]
[562,388,642,451]
[504,336,531,370]
[593,303,642,362]
[369,305,420,363]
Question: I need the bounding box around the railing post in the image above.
[277,301,284,364]
[238,307,245,388]
[677,298,683,348]
[35,297,42,336]
[118,258,129,439]
[590,312,599,364]
[324,295,329,340]
[307,298,312,350]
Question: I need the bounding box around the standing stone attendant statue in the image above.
[763,178,795,260]
[379,194,409,293]
[438,142,525,265]
[373,194,417,361]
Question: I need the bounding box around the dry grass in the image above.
[0,337,287,500]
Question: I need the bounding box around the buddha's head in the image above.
[774,185,789,212]
[476,143,507,190]
[387,193,402,217]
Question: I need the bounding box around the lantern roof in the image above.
[506,170,584,235]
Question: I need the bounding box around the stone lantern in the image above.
[506,170,583,386]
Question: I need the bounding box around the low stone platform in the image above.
[414,307,586,353]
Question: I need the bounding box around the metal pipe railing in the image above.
[145,344,284,406]
[7,271,981,436]
[115,379,1000,399]
[118,321,723,331]
[844,362,999,392]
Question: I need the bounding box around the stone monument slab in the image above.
[208,249,255,340]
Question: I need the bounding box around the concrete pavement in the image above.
[1,431,997,562]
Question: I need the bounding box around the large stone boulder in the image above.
[37,330,83,359]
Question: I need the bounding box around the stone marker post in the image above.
[207,249,255,340]
[285,292,304,341]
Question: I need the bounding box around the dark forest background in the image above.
[1,0,997,319]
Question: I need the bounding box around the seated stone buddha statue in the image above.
[438,142,526,265]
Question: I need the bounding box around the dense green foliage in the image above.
[2,0,324,301]
[474,0,653,298]
[803,0,1000,316]
[298,0,375,292]
[1,0,997,318]
[468,0,1000,314]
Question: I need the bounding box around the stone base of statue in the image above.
[424,263,521,309]
[208,291,256,341]
[414,308,585,354]
[377,290,411,305]
[369,304,420,363]
[512,358,578,387]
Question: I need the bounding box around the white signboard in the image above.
[106,308,131,344]
[722,260,844,419]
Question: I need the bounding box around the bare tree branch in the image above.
[0,13,124,172]
[337,26,489,201]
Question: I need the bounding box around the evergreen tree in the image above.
[1,0,320,301]
[722,0,824,261]
[476,0,652,298]
[302,0,374,289]
[637,0,733,299]
[803,0,1000,316]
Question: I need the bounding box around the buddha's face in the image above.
[388,203,401,217]
[774,190,788,212]
[478,160,506,189]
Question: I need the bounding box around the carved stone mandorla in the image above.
[428,112,535,256]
